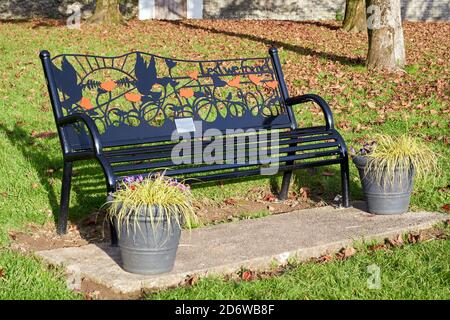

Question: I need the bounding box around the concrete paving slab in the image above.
[36,204,447,296]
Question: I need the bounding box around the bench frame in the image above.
[40,47,350,245]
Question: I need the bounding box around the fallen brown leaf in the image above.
[316,254,333,263]
[441,204,450,211]
[288,191,297,200]
[241,270,254,281]
[185,274,199,286]
[299,187,310,199]
[337,247,357,260]
[407,232,424,244]
[68,224,79,233]
[337,120,352,131]
[224,198,237,205]
[8,231,17,240]
[367,101,376,109]
[0,268,4,278]
[368,243,387,251]
[84,290,100,300]
[30,131,57,139]
[262,193,277,202]
[429,109,438,115]
[385,234,404,247]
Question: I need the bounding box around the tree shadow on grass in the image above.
[165,20,364,67]
[0,124,107,228]
[292,20,341,31]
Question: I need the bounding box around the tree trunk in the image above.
[342,0,367,33]
[366,0,405,71]
[88,0,125,25]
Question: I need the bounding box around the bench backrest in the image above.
[40,48,294,150]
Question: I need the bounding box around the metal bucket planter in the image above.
[353,156,414,214]
[113,205,182,275]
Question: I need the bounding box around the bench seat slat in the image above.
[111,149,341,176]
[121,158,342,184]
[107,139,340,169]
[104,130,339,162]
[100,127,334,156]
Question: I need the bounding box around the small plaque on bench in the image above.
[175,117,196,133]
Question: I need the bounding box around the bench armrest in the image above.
[285,94,334,131]
[57,113,103,155]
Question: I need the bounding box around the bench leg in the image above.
[341,158,350,207]
[110,219,118,247]
[105,190,119,247]
[279,171,292,200]
[57,161,73,235]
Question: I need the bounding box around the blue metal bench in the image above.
[40,47,350,245]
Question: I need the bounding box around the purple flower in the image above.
[352,140,377,156]
[177,184,190,192]
[119,175,190,193]
[123,176,135,184]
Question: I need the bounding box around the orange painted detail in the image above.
[248,74,262,85]
[100,80,116,92]
[79,97,94,110]
[227,76,241,88]
[125,92,142,103]
[187,70,199,81]
[179,88,194,98]
[265,80,278,89]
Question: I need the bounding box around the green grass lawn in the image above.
[0,249,81,300]
[148,235,450,300]
[0,19,448,299]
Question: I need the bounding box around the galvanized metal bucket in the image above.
[353,156,414,215]
[113,206,182,275]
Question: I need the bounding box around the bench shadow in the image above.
[292,165,361,205]
[165,20,364,67]
[0,124,108,230]
[191,174,281,194]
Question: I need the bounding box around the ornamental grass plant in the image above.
[106,173,196,235]
[352,134,439,188]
